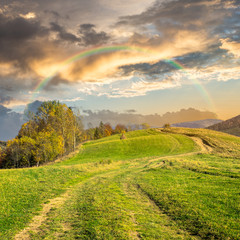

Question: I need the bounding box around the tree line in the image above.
[0,101,145,169]
[0,101,84,168]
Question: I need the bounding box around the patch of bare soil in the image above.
[190,137,213,153]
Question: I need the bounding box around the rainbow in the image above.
[31,45,215,110]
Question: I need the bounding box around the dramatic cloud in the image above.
[220,38,240,58]
[79,24,110,46]
[50,22,80,43]
[0,96,14,105]
[0,0,239,119]
[19,12,36,19]
[0,14,56,86]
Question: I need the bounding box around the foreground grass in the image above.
[29,166,197,240]
[1,128,240,239]
[136,154,240,239]
[0,166,89,239]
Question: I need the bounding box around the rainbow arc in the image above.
[32,45,215,111]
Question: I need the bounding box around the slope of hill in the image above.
[172,119,222,128]
[1,128,240,240]
[207,114,240,137]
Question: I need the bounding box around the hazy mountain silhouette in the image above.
[0,105,24,141]
[172,119,222,128]
[83,108,218,128]
[207,115,240,137]
[0,100,219,141]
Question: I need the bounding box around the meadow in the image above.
[0,128,239,239]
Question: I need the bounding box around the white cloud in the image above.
[62,97,84,102]
[19,12,36,19]
[220,38,240,58]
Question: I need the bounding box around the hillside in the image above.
[208,114,240,137]
[172,119,222,128]
[1,128,240,239]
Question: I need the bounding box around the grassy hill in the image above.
[208,114,240,137]
[1,128,240,239]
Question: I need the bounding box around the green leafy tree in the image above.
[94,127,101,139]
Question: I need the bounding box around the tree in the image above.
[114,124,127,134]
[35,129,64,166]
[0,100,84,168]
[4,137,36,168]
[104,123,113,136]
[141,123,150,129]
[94,127,101,139]
[163,123,171,129]
[18,120,38,139]
[98,121,105,138]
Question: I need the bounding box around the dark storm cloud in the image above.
[50,22,80,43]
[0,13,49,68]
[117,0,223,27]
[44,75,73,90]
[118,45,235,79]
[79,24,110,46]
[0,15,46,41]
[0,96,14,105]
[44,10,70,20]
[0,105,11,116]
[0,6,112,101]
[0,13,71,96]
[119,61,176,77]
[116,0,240,44]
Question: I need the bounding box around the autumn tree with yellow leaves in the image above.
[0,101,83,168]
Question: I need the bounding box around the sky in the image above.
[0,0,239,120]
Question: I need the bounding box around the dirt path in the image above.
[14,135,211,239]
[122,181,199,240]
[15,190,71,240]
[144,136,212,169]
[189,136,213,153]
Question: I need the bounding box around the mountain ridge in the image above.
[172,119,222,128]
[207,114,240,137]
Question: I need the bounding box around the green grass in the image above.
[135,155,240,239]
[0,128,240,239]
[60,129,197,165]
[162,127,240,158]
[0,166,90,239]
[29,169,197,240]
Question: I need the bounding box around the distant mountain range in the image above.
[207,115,240,137]
[172,119,222,128]
[82,108,218,128]
[0,100,219,141]
[0,105,24,141]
